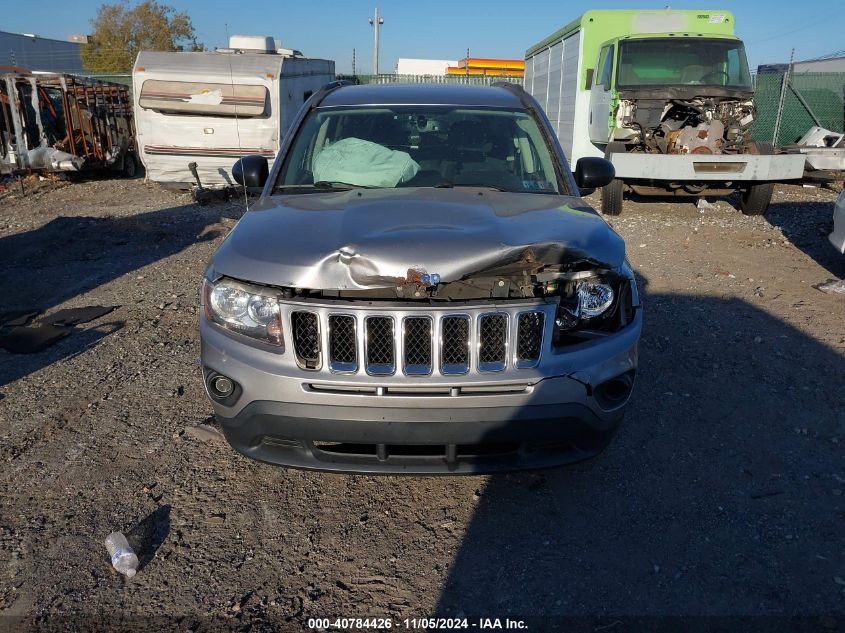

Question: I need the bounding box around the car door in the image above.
[588,43,615,144]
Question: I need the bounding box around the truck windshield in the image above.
[276,106,562,194]
[617,38,752,90]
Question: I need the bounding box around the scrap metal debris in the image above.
[0,305,118,354]
[815,279,845,295]
[0,323,70,354]
[0,72,135,177]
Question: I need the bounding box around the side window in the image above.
[598,45,614,90]
[594,47,609,88]
[726,49,739,85]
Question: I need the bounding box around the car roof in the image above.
[318,83,526,109]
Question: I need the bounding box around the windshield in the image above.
[617,38,752,90]
[276,106,562,194]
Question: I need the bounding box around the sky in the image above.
[2,0,843,74]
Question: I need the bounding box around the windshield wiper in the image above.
[433,181,509,192]
[274,181,376,193]
[314,181,380,190]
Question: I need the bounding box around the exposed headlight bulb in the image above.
[577,282,614,318]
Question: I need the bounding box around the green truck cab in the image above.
[525,9,805,215]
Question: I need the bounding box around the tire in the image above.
[739,141,775,216]
[122,152,137,179]
[601,141,626,216]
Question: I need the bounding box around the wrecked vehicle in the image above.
[0,72,136,177]
[199,82,641,473]
[524,9,805,215]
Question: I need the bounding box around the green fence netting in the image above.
[752,71,845,146]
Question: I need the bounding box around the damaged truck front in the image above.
[524,9,806,215]
[198,82,641,474]
[0,73,136,178]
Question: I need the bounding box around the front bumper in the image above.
[200,303,641,474]
[215,384,624,474]
[610,152,805,182]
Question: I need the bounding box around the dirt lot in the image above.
[0,177,843,631]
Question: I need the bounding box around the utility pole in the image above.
[352,48,356,76]
[369,7,384,75]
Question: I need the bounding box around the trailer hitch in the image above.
[188,161,215,204]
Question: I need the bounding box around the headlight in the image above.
[203,278,283,346]
[577,282,614,318]
[555,280,616,332]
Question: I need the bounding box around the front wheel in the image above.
[739,141,775,216]
[122,152,138,179]
[601,141,626,216]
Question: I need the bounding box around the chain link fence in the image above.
[752,71,845,146]
[346,73,523,86]
[86,72,524,98]
[83,73,132,87]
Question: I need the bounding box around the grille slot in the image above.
[441,315,470,375]
[328,315,357,373]
[365,316,395,375]
[291,311,320,369]
[403,317,432,375]
[516,311,545,367]
[478,313,507,372]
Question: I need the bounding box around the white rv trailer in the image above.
[133,36,334,188]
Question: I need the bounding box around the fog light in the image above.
[211,375,234,397]
[593,371,635,410]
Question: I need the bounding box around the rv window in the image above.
[139,80,269,117]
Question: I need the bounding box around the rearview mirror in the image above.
[232,155,269,188]
[574,157,615,191]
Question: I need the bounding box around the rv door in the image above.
[588,44,614,144]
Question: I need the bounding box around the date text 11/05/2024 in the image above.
[307,617,529,630]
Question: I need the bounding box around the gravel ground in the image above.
[0,177,843,631]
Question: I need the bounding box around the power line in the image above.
[804,48,845,61]
[747,15,830,45]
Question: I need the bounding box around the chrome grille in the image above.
[365,316,395,375]
[516,312,544,367]
[328,315,357,373]
[478,314,507,372]
[403,317,432,375]
[291,311,320,369]
[285,305,548,376]
[441,315,470,375]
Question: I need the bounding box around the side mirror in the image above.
[232,155,269,188]
[574,157,615,191]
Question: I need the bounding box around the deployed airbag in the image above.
[313,138,420,188]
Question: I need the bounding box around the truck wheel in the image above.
[122,153,138,179]
[739,141,774,216]
[601,142,625,216]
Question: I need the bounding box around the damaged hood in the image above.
[212,188,626,289]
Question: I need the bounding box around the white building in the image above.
[396,58,457,76]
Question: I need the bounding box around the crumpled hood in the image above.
[211,187,626,289]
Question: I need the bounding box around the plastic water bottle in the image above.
[105,532,139,578]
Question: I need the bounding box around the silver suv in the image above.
[199,82,642,473]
